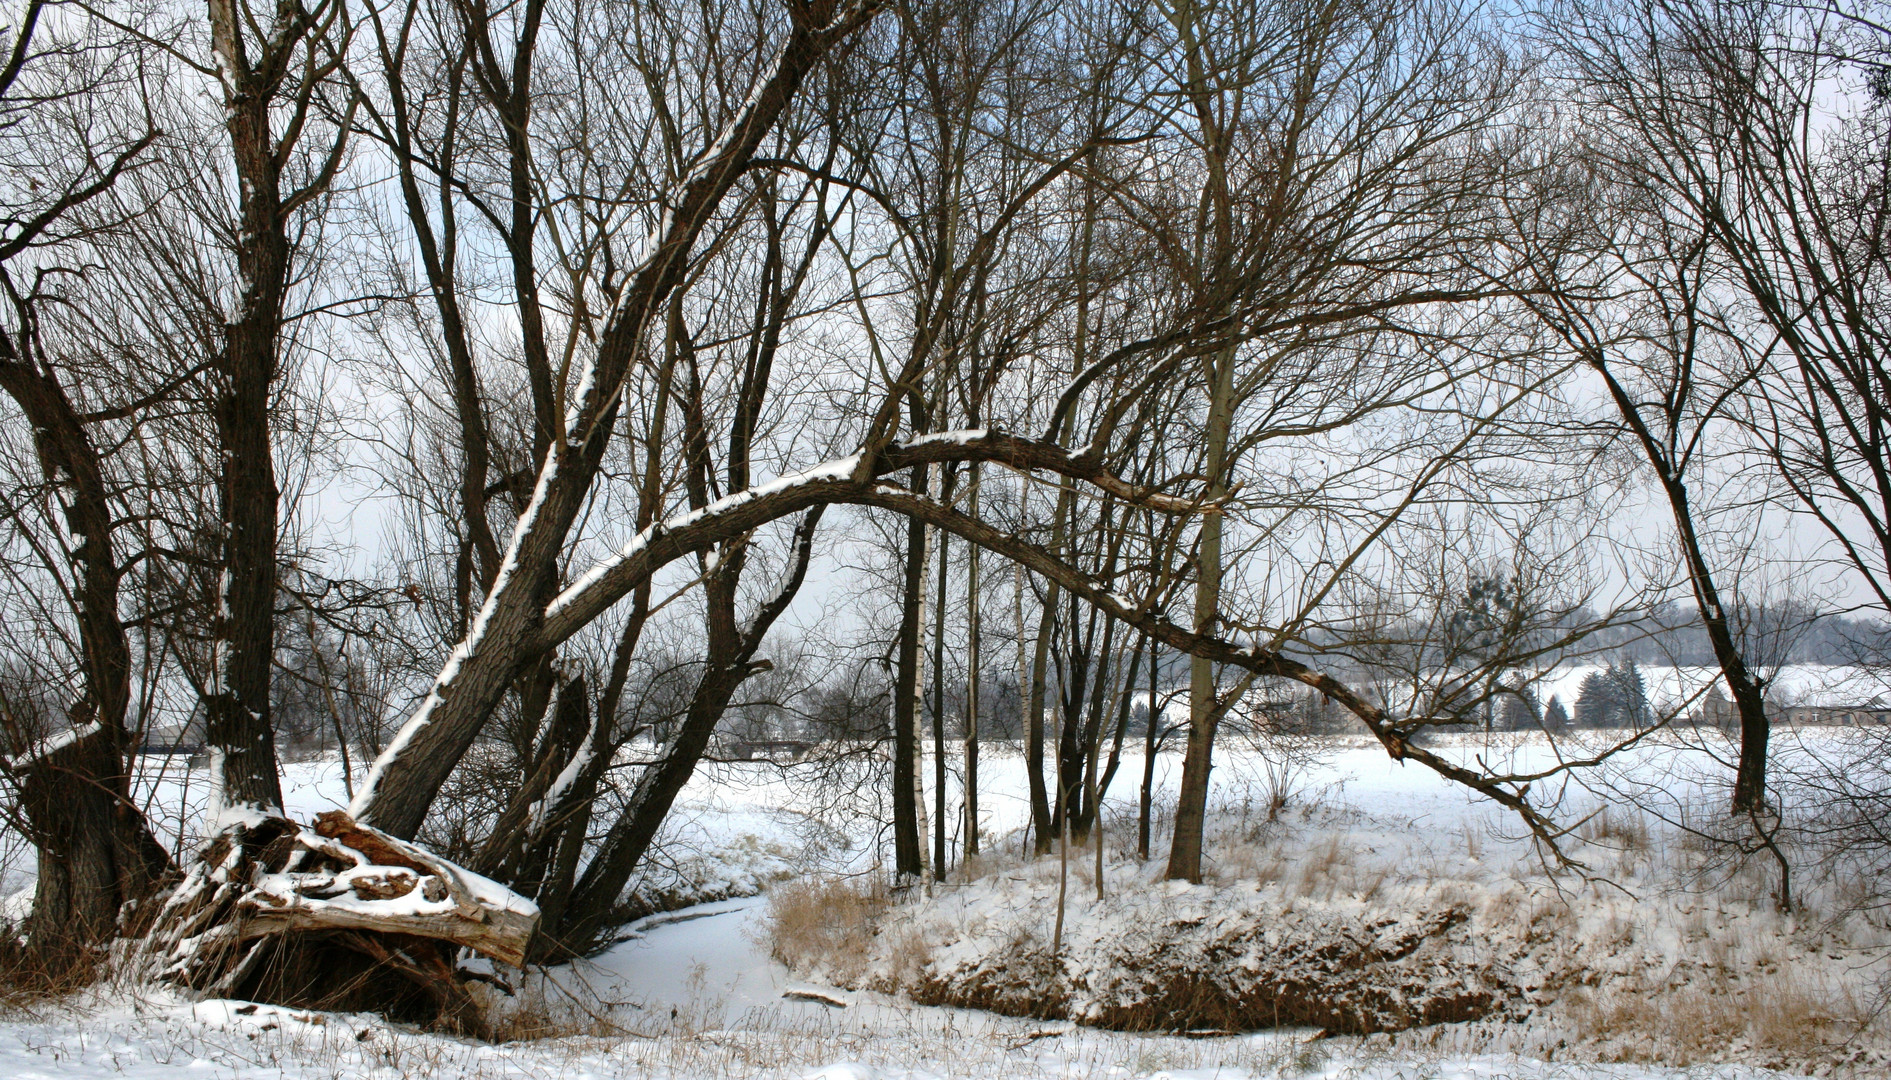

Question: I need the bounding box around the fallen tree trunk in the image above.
[141,811,538,1034]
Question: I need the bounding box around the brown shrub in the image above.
[1580,807,1652,852]
[765,876,889,985]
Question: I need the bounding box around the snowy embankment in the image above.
[762,732,1891,1075]
[0,896,1839,1080]
[4,729,1889,1077]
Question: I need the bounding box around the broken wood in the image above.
[141,811,539,1033]
[782,988,850,1008]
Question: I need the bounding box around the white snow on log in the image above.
[3,721,99,770]
[351,446,563,818]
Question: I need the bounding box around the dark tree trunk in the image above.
[930,468,956,880]
[1025,584,1056,855]
[1095,640,1142,815]
[1068,612,1119,842]
[1139,644,1159,860]
[0,328,171,971]
[1585,354,1773,814]
[963,466,981,861]
[1054,619,1090,843]
[15,729,170,972]
[892,480,928,881]
[202,0,338,814]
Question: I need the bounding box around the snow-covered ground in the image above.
[3,728,1886,1077]
[0,894,1833,1080]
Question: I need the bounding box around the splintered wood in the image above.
[145,811,539,1007]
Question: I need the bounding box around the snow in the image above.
[0,895,1829,1079]
[2,721,99,769]
[2,726,1882,1077]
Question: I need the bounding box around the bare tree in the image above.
[198,0,356,812]
[0,1,172,973]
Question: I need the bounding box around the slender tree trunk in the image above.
[1055,600,1091,842]
[1026,581,1057,855]
[1088,681,1104,901]
[1012,563,1039,853]
[892,470,929,882]
[1167,345,1235,882]
[1139,644,1159,860]
[1071,611,1117,841]
[930,467,956,879]
[1671,484,1771,813]
[1586,357,1773,814]
[1052,687,1068,953]
[1097,640,1142,812]
[963,464,981,862]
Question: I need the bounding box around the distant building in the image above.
[724,738,813,761]
[1774,702,1891,726]
[1696,686,1891,727]
[138,721,203,755]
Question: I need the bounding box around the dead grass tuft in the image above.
[483,984,625,1043]
[1580,806,1651,852]
[765,875,890,985]
[0,937,106,1010]
[1565,966,1866,1066]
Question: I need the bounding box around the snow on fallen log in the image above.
[2,720,102,770]
[141,811,538,1031]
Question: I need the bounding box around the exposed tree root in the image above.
[138,811,538,1036]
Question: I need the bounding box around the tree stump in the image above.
[140,810,538,1035]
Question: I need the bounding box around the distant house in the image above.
[138,721,203,755]
[725,739,813,761]
[1696,686,1891,727]
[1774,702,1891,726]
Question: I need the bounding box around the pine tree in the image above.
[1498,690,1540,731]
[1575,669,1618,727]
[1543,695,1569,730]
[1614,659,1653,729]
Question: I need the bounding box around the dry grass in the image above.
[1579,806,1653,852]
[483,984,626,1043]
[0,941,102,1010]
[764,876,889,985]
[1203,835,1286,887]
[1564,966,1865,1067]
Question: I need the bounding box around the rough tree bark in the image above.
[0,309,169,972]
[203,0,353,812]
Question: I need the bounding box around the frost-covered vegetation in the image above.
[4,0,1891,1075]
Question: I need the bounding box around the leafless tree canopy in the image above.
[0,0,1885,1023]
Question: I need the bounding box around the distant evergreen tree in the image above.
[1615,659,1653,729]
[1543,695,1569,730]
[1497,689,1539,731]
[1573,662,1656,728]
[1575,669,1617,727]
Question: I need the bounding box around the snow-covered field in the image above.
[4,726,1887,1078]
